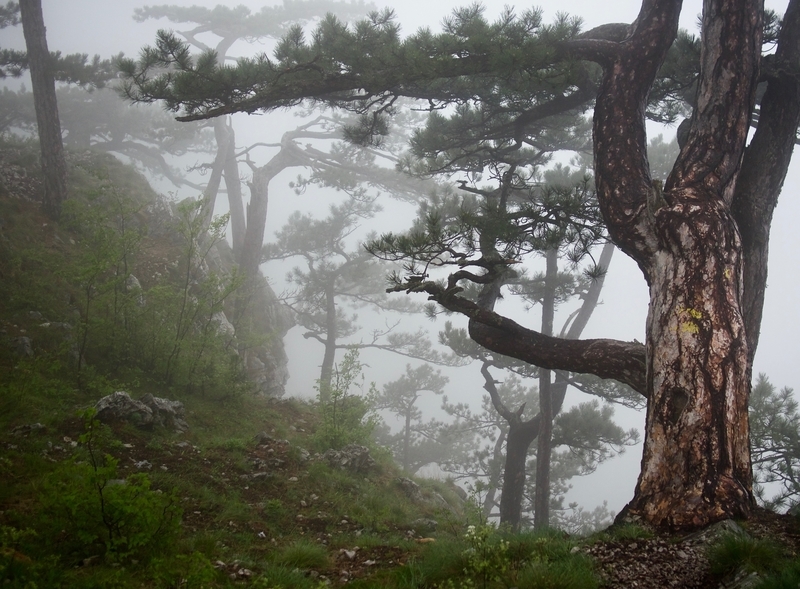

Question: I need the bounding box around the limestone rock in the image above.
[397,477,424,502]
[322,445,376,474]
[140,393,188,432]
[95,391,153,428]
[11,336,33,357]
[94,391,188,432]
[409,518,438,534]
[10,423,45,436]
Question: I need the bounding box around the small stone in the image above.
[11,423,45,436]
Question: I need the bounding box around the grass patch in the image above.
[755,560,800,589]
[708,533,786,577]
[272,540,330,569]
[599,522,654,542]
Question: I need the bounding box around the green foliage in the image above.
[0,525,60,587]
[251,565,319,589]
[149,551,218,587]
[708,533,785,577]
[312,349,378,451]
[750,373,800,511]
[373,363,449,472]
[61,163,245,396]
[454,523,510,589]
[411,521,596,589]
[39,409,181,561]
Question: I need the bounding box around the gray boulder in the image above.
[409,518,438,535]
[95,391,153,427]
[11,336,33,357]
[95,391,188,432]
[140,393,188,432]
[322,444,376,474]
[397,477,424,502]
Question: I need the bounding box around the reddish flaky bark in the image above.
[591,0,762,528]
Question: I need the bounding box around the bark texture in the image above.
[592,0,761,529]
[732,0,800,365]
[19,0,67,219]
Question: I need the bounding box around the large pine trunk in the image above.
[592,0,762,529]
[623,203,752,527]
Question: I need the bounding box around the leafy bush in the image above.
[38,410,181,561]
[312,349,378,451]
[0,525,60,587]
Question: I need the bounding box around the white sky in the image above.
[4,0,798,517]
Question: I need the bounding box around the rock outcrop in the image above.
[95,391,188,432]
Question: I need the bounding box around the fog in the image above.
[3,0,798,521]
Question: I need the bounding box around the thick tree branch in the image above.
[732,0,800,363]
[390,279,647,394]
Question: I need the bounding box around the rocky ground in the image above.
[583,508,800,588]
[6,391,800,588]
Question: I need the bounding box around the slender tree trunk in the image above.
[482,430,506,519]
[200,123,229,230]
[499,421,538,527]
[19,0,67,219]
[221,119,246,256]
[240,148,303,276]
[481,246,614,529]
[534,248,558,530]
[732,0,800,366]
[403,411,412,472]
[318,284,337,401]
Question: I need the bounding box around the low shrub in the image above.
[37,410,181,562]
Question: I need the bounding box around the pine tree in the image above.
[749,374,800,511]
[373,363,449,472]
[121,0,800,530]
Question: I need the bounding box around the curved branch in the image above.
[390,280,647,394]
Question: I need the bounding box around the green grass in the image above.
[272,540,330,569]
[708,533,786,577]
[597,522,654,542]
[755,560,800,589]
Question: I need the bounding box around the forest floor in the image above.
[4,396,800,588]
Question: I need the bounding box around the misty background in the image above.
[2,0,798,518]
